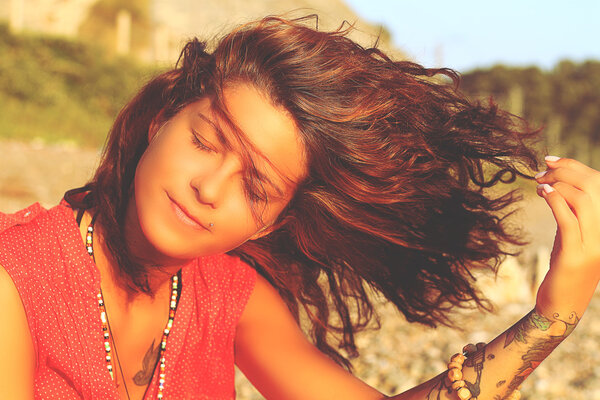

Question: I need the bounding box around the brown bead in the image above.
[456,387,472,400]
[451,380,466,390]
[476,342,486,350]
[447,368,463,381]
[450,353,466,364]
[463,343,477,355]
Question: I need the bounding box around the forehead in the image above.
[189,84,307,193]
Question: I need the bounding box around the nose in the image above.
[190,154,240,208]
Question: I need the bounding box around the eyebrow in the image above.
[195,112,287,198]
[255,170,286,198]
[196,112,228,147]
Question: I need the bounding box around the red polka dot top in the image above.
[0,202,257,399]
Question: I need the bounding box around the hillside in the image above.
[152,0,401,58]
[0,23,155,146]
[0,0,404,147]
[0,0,403,63]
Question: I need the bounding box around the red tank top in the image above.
[0,202,257,399]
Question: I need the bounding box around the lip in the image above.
[167,194,208,231]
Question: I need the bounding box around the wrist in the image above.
[535,270,596,322]
[532,304,581,338]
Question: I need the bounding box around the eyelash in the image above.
[244,178,270,206]
[190,134,262,201]
[190,132,214,152]
[189,132,278,206]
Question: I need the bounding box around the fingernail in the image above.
[537,183,555,194]
[534,170,547,179]
[545,155,561,162]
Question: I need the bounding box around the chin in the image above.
[144,223,202,260]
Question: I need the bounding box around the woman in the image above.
[1,16,598,399]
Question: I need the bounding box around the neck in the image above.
[79,209,188,306]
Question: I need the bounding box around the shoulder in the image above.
[0,203,45,235]
[194,252,257,292]
[0,202,74,264]
[0,202,62,249]
[236,273,292,331]
[234,274,385,400]
[0,204,47,277]
[0,203,83,311]
[235,273,305,365]
[189,253,257,324]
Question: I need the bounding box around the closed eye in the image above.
[190,130,216,152]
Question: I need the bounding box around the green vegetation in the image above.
[0,23,158,148]
[1,21,598,168]
[460,62,600,169]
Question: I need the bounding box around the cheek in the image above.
[133,153,162,239]
[224,199,286,240]
[134,149,165,207]
[218,198,260,236]
[135,135,192,195]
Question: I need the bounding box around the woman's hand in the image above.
[534,156,600,328]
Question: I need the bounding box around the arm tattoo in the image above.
[426,375,449,400]
[503,310,579,393]
[463,347,487,397]
[133,338,161,385]
[425,310,578,400]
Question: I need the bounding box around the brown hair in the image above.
[67,16,541,370]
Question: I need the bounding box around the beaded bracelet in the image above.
[446,343,522,400]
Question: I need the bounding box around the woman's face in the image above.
[133,83,306,261]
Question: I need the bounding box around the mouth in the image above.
[167,194,208,231]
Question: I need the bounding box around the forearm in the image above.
[387,307,580,400]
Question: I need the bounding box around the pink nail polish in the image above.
[545,155,561,162]
[534,170,547,179]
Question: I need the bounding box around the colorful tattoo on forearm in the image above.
[426,309,579,400]
[462,346,487,397]
[502,310,579,392]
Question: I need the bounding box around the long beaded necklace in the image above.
[86,220,181,400]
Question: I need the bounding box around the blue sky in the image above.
[344,0,600,72]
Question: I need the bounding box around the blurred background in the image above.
[0,0,598,398]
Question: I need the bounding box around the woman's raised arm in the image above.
[395,156,600,398]
[390,307,581,399]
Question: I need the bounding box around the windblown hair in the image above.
[67,16,541,369]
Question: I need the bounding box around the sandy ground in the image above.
[1,139,598,399]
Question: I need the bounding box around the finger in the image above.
[537,184,581,249]
[543,156,599,178]
[549,182,600,245]
[535,167,600,193]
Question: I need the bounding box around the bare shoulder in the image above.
[0,263,35,399]
[236,273,296,328]
[235,274,383,400]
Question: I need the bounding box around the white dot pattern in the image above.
[0,202,257,399]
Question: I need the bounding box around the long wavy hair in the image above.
[66,16,541,370]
